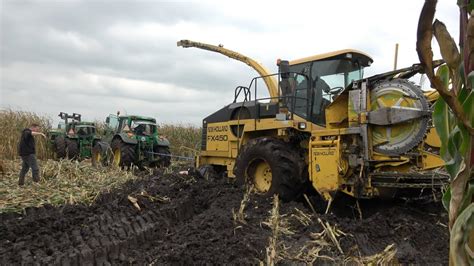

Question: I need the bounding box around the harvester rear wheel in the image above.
[66,139,79,160]
[234,137,306,202]
[111,139,136,168]
[54,136,66,159]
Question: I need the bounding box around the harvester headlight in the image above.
[298,122,306,130]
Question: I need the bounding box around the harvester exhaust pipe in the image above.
[393,43,399,70]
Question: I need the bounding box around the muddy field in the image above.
[0,168,449,265]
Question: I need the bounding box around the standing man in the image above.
[18,123,46,186]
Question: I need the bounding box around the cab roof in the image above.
[121,115,156,121]
[289,49,373,67]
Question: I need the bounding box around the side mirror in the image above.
[105,117,110,124]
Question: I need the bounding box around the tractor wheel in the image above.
[66,139,79,160]
[234,137,307,202]
[111,139,136,168]
[92,142,111,167]
[154,146,171,168]
[54,136,67,159]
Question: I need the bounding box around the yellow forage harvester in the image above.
[178,40,447,202]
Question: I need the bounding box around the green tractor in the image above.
[47,112,101,160]
[97,113,171,168]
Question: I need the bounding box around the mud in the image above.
[0,170,449,265]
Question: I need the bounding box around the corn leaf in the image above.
[450,203,474,265]
[433,19,461,70]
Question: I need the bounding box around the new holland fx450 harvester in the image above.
[178,40,447,202]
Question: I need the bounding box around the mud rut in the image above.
[0,170,449,265]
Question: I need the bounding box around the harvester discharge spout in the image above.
[177,39,279,101]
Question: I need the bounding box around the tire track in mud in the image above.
[0,175,211,265]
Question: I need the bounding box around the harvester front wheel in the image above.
[111,139,136,168]
[54,136,67,159]
[234,137,306,202]
[66,139,79,160]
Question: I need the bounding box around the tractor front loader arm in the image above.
[177,39,279,101]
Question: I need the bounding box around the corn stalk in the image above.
[416,0,474,264]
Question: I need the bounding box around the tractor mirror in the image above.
[105,117,110,124]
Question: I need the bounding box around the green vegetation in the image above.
[416,0,473,264]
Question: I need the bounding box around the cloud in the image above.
[1,0,458,126]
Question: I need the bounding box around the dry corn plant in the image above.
[344,244,398,265]
[232,184,253,224]
[317,217,345,255]
[265,195,280,266]
[0,109,52,160]
[0,159,137,213]
[291,207,312,226]
[285,211,347,264]
[159,123,201,156]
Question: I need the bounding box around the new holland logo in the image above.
[207,125,228,133]
[313,150,335,156]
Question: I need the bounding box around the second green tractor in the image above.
[94,113,172,169]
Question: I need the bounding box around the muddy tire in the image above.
[92,142,111,167]
[154,146,171,167]
[112,138,136,168]
[234,137,307,202]
[54,136,67,159]
[66,139,79,160]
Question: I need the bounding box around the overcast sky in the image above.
[0,0,458,126]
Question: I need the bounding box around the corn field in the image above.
[0,109,52,160]
[0,109,202,160]
[159,123,201,158]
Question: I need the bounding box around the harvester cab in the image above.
[180,39,448,202]
[47,112,100,160]
[100,114,171,169]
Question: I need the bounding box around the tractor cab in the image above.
[106,114,157,137]
[278,50,373,126]
[72,122,96,137]
[130,120,156,136]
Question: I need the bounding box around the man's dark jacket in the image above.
[18,129,35,156]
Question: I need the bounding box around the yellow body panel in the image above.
[425,127,442,148]
[325,93,349,128]
[420,150,446,170]
[309,138,344,200]
[205,124,232,151]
